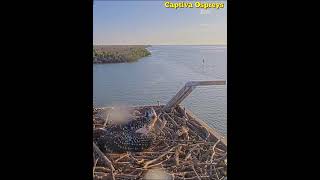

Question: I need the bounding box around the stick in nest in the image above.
[160,118,167,131]
[143,145,181,169]
[114,153,129,162]
[115,174,139,179]
[93,158,99,174]
[213,152,227,164]
[163,113,179,128]
[213,165,220,179]
[210,138,221,163]
[184,144,200,161]
[175,146,182,166]
[93,142,115,180]
[128,152,144,165]
[192,165,201,180]
[145,155,171,169]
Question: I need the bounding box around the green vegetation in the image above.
[93,45,151,64]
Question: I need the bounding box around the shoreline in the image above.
[93,45,151,64]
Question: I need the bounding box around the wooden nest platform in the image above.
[93,105,227,180]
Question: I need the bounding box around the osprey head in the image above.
[136,107,158,135]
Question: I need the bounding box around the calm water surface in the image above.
[93,45,227,135]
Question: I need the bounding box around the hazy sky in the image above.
[93,1,227,45]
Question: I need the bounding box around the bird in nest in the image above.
[93,107,158,153]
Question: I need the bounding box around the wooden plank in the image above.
[164,85,189,111]
[163,80,226,112]
[170,87,193,110]
[180,105,227,147]
[164,86,193,112]
[186,80,226,87]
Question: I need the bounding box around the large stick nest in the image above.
[93,105,227,180]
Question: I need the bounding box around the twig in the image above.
[213,153,227,163]
[175,146,182,165]
[114,153,129,162]
[192,165,201,180]
[115,174,139,179]
[145,159,166,169]
[144,145,181,168]
[93,158,99,174]
[160,119,167,130]
[210,139,221,163]
[128,152,144,164]
[131,151,175,154]
[184,144,200,161]
[184,176,210,180]
[163,113,179,127]
[213,165,220,179]
[93,143,115,180]
[94,167,111,173]
[94,172,108,177]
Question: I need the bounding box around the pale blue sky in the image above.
[93,1,227,45]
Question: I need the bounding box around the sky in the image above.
[93,1,227,45]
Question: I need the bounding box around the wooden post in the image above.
[163,81,226,112]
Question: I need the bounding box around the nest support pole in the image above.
[163,81,226,113]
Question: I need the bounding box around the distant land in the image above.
[93,45,151,64]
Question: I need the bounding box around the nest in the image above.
[93,105,227,180]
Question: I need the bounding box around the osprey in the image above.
[94,107,158,153]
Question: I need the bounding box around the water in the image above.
[93,45,227,135]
